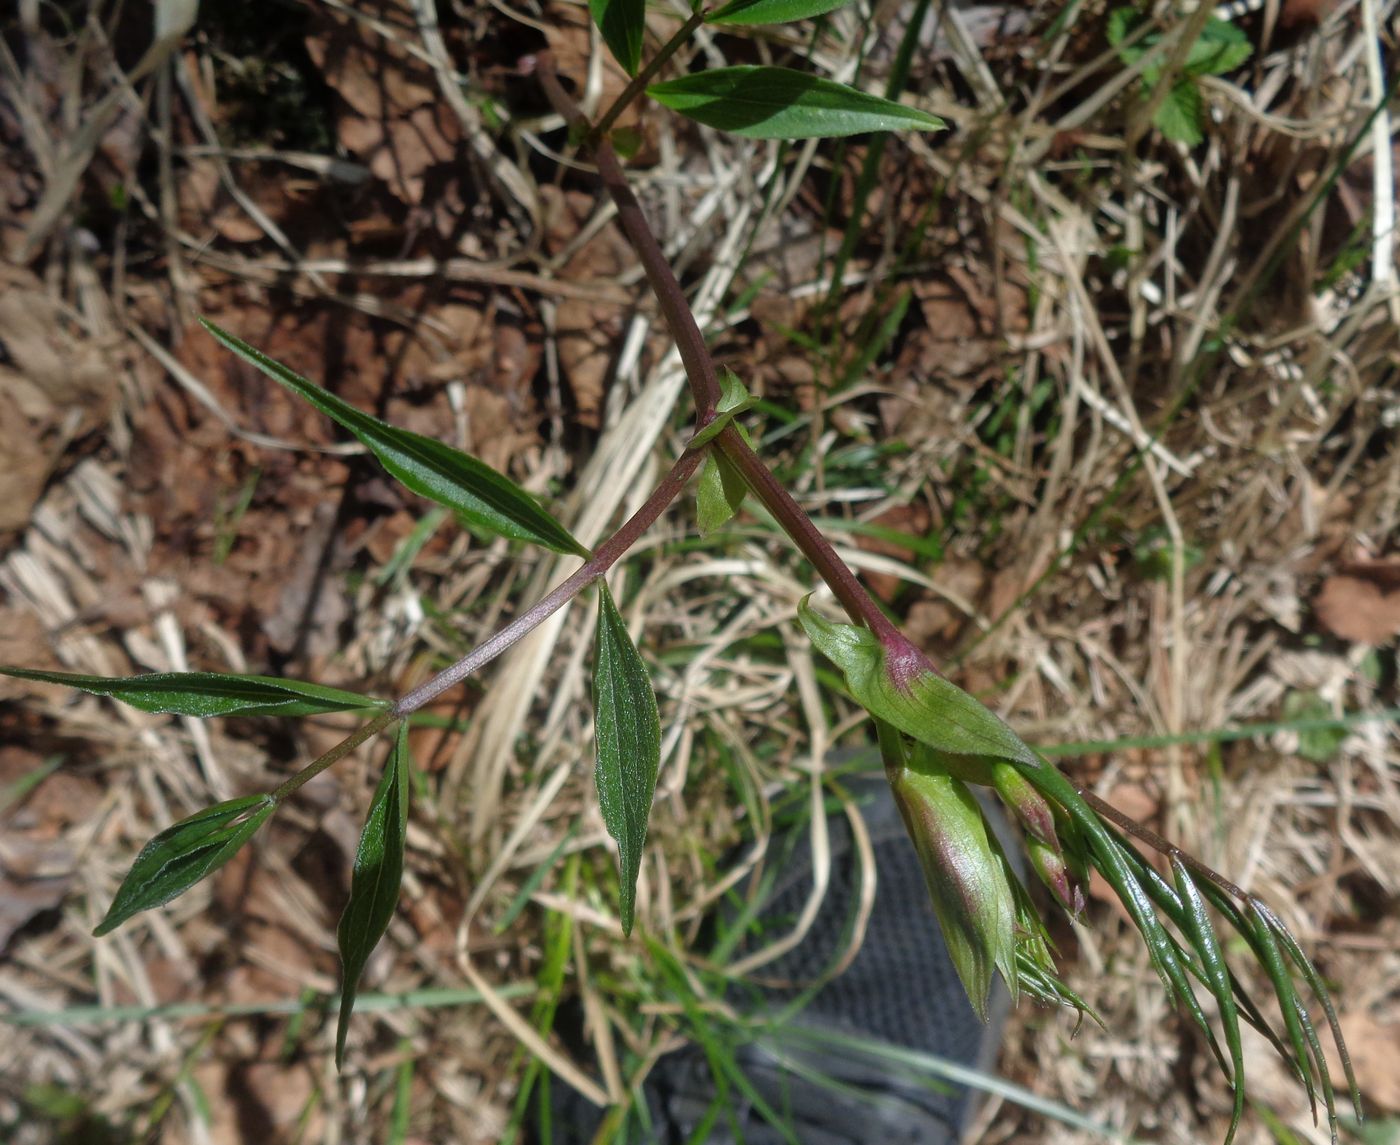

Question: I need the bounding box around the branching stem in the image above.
[591,10,707,143]
[392,448,704,716]
[272,708,399,803]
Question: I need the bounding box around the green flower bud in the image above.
[989,763,1058,850]
[1027,836,1086,917]
[887,763,1018,1020]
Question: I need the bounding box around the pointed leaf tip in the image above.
[199,319,587,558]
[1,665,386,719]
[94,795,276,935]
[589,0,645,76]
[592,582,661,936]
[707,0,853,25]
[335,723,410,1067]
[648,67,944,139]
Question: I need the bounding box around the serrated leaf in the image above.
[648,66,945,139]
[696,452,748,535]
[0,666,386,718]
[592,581,661,936]
[1186,18,1252,76]
[336,722,410,1067]
[1107,11,1250,81]
[1105,6,1137,51]
[707,0,852,26]
[200,319,587,557]
[1154,79,1203,145]
[94,795,276,935]
[589,0,645,76]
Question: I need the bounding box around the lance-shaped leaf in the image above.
[94,795,276,935]
[648,67,945,139]
[1249,898,1362,1120]
[707,0,853,25]
[1,666,386,718]
[592,581,661,936]
[336,723,410,1067]
[589,0,645,76]
[200,319,588,557]
[1171,856,1246,1145]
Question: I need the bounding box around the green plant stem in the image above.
[266,449,702,794]
[591,9,708,143]
[271,708,400,803]
[539,62,722,420]
[540,68,902,646]
[713,424,902,646]
[392,448,705,717]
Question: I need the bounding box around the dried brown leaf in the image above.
[1314,560,1400,645]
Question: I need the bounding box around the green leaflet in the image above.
[592,581,662,936]
[648,67,945,139]
[688,370,755,449]
[0,666,386,718]
[200,320,588,557]
[336,723,410,1067]
[1107,9,1252,78]
[94,795,276,935]
[1105,10,1251,144]
[707,0,853,25]
[696,452,748,536]
[589,0,645,76]
[1154,80,1203,146]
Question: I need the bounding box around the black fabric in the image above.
[542,775,1011,1144]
